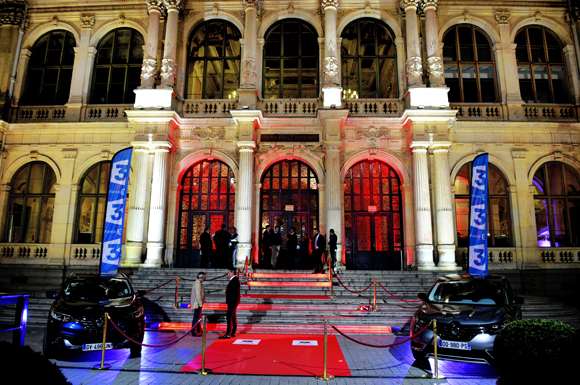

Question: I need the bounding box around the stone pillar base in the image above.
[415,244,436,270]
[437,244,460,270]
[236,243,252,269]
[134,89,177,110]
[143,242,164,267]
[322,87,343,108]
[123,242,144,267]
[405,87,449,109]
[237,89,258,110]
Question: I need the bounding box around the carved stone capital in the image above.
[240,58,257,89]
[420,0,438,11]
[244,0,260,10]
[495,11,511,24]
[163,0,186,12]
[321,0,338,10]
[323,57,339,86]
[400,0,420,11]
[0,0,26,26]
[80,14,95,29]
[146,0,165,13]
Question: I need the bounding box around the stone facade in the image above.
[0,0,579,276]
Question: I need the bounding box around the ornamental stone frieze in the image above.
[323,57,339,86]
[254,142,324,170]
[406,57,423,83]
[287,2,294,15]
[196,126,224,142]
[0,0,27,26]
[80,14,95,29]
[160,58,176,85]
[240,58,257,89]
[427,57,444,82]
[495,11,511,24]
[357,126,390,142]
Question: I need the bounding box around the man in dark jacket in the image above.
[286,227,298,270]
[199,227,212,268]
[313,228,326,273]
[213,224,231,268]
[261,225,272,268]
[219,269,241,339]
[328,229,337,271]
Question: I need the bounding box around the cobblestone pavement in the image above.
[2,327,498,385]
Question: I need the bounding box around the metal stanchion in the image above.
[194,316,213,375]
[372,279,377,311]
[316,319,334,381]
[174,277,179,309]
[329,257,333,298]
[93,312,111,370]
[423,319,443,379]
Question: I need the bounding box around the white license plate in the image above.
[83,343,113,351]
[438,339,471,350]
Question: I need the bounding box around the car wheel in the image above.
[412,349,427,361]
[43,329,61,360]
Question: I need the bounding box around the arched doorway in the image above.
[260,160,319,268]
[177,159,235,267]
[344,160,403,270]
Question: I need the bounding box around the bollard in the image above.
[194,316,213,375]
[174,277,179,309]
[315,319,334,381]
[93,312,111,370]
[373,279,377,311]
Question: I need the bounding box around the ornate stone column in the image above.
[431,143,457,269]
[238,0,259,108]
[325,143,344,270]
[124,147,150,266]
[321,0,342,107]
[235,142,256,268]
[400,0,424,88]
[144,144,171,267]
[421,1,444,87]
[160,0,184,89]
[140,1,164,88]
[410,143,435,269]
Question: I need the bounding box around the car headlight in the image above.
[129,307,144,319]
[488,320,510,334]
[412,314,429,330]
[50,309,71,322]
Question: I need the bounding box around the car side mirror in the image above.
[46,290,57,299]
[514,296,524,305]
[137,290,147,298]
[418,293,427,301]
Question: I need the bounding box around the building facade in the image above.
[0,0,579,275]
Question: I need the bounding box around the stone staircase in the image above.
[1,265,579,332]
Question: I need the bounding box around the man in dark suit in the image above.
[313,228,325,273]
[219,269,241,339]
[213,224,231,268]
[199,227,212,268]
[328,228,337,272]
[286,227,298,270]
[261,225,272,268]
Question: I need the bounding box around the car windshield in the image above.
[428,279,505,306]
[63,278,133,301]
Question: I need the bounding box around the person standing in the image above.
[271,225,282,269]
[220,269,240,339]
[199,227,212,268]
[261,225,272,268]
[213,224,231,268]
[229,227,239,270]
[328,229,337,272]
[313,228,325,274]
[286,227,298,270]
[190,272,206,336]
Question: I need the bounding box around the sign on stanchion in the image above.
[315,319,334,381]
[194,316,213,375]
[93,312,112,370]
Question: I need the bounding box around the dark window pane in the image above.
[518,66,534,103]
[546,162,564,195]
[479,65,496,102]
[265,25,281,56]
[205,60,223,98]
[206,22,225,58]
[534,66,551,103]
[378,58,397,98]
[461,65,478,102]
[550,67,569,103]
[187,61,205,99]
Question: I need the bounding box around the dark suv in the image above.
[43,273,145,359]
[410,274,523,365]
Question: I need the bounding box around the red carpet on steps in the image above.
[180,334,351,376]
[241,294,330,299]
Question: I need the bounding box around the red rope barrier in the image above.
[145,277,176,294]
[377,281,422,303]
[329,322,431,348]
[334,274,374,294]
[106,315,202,348]
[206,272,228,281]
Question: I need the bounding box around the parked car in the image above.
[410,274,523,365]
[43,273,145,359]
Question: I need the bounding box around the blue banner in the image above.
[100,147,133,277]
[469,154,489,279]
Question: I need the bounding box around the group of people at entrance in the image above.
[260,226,337,273]
[199,224,238,269]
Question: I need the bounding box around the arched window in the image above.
[341,18,398,99]
[533,162,580,247]
[263,19,319,99]
[90,28,144,104]
[186,20,241,99]
[454,163,511,247]
[4,162,56,243]
[443,25,497,103]
[516,26,569,103]
[22,30,75,105]
[75,162,128,244]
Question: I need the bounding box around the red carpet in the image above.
[181,333,351,376]
[157,322,391,334]
[241,294,330,299]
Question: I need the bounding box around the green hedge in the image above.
[493,319,576,384]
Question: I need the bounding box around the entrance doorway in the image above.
[344,160,403,270]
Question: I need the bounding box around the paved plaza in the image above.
[3,327,499,385]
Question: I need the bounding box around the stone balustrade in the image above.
[260,99,319,116]
[182,99,237,117]
[344,99,402,117]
